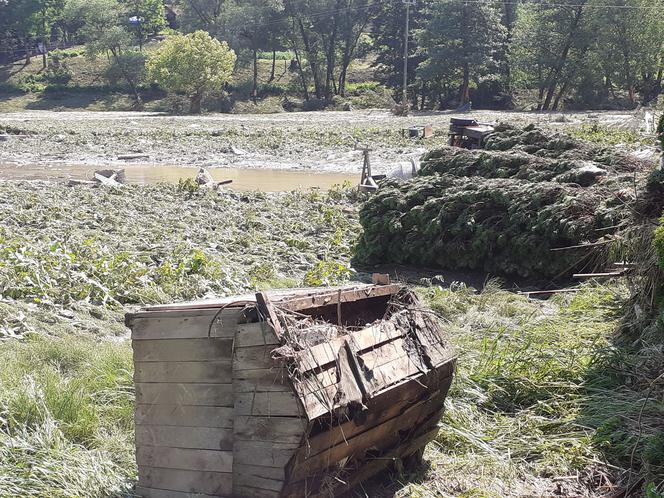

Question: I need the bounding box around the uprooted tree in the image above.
[146,30,236,114]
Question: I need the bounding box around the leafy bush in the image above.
[303,260,353,286]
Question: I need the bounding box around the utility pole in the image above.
[402,0,416,114]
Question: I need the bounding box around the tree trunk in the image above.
[190,92,203,114]
[291,41,309,100]
[268,50,276,83]
[297,18,322,98]
[552,77,571,111]
[252,48,259,103]
[324,2,341,100]
[24,41,31,65]
[542,5,584,111]
[459,63,470,105]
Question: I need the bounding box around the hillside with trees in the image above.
[0,0,662,112]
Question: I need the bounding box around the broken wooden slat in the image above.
[519,288,581,296]
[277,284,401,312]
[138,467,232,496]
[289,391,447,480]
[283,420,443,497]
[132,338,233,362]
[296,322,403,373]
[301,374,453,459]
[550,240,611,251]
[135,383,233,406]
[134,405,233,428]
[573,271,629,278]
[255,292,284,338]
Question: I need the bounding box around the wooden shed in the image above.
[126,284,456,498]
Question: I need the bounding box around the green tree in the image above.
[147,30,237,113]
[417,0,506,106]
[227,0,284,102]
[120,0,166,49]
[512,0,591,110]
[78,0,146,103]
[593,0,664,105]
[372,0,431,106]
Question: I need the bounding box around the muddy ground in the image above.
[0,109,650,176]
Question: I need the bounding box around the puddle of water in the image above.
[0,164,358,192]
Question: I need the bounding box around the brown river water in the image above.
[0,164,357,192]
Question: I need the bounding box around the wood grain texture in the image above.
[234,391,302,416]
[135,486,225,498]
[134,361,231,384]
[233,367,292,393]
[138,467,232,496]
[133,338,233,362]
[135,425,233,451]
[130,308,241,340]
[234,416,306,444]
[235,322,279,348]
[136,447,232,473]
[234,440,300,468]
[135,405,233,428]
[135,383,233,406]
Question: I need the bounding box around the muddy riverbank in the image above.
[0,109,645,176]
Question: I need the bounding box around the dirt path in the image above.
[0,109,643,176]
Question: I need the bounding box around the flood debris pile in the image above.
[356,125,655,279]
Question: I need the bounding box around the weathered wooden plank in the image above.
[234,391,302,417]
[362,354,422,394]
[302,369,454,455]
[282,426,441,498]
[234,472,284,492]
[135,383,233,407]
[130,309,242,340]
[233,368,292,393]
[135,425,233,451]
[134,361,231,384]
[296,322,403,373]
[135,486,224,498]
[135,405,233,428]
[137,447,232,473]
[233,486,281,498]
[133,338,233,362]
[138,467,232,496]
[235,322,279,347]
[233,345,277,371]
[233,464,285,481]
[278,284,401,312]
[234,416,306,444]
[234,440,300,467]
[289,391,446,480]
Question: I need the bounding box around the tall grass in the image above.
[0,335,135,497]
[387,282,663,497]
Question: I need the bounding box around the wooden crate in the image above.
[126,285,456,498]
